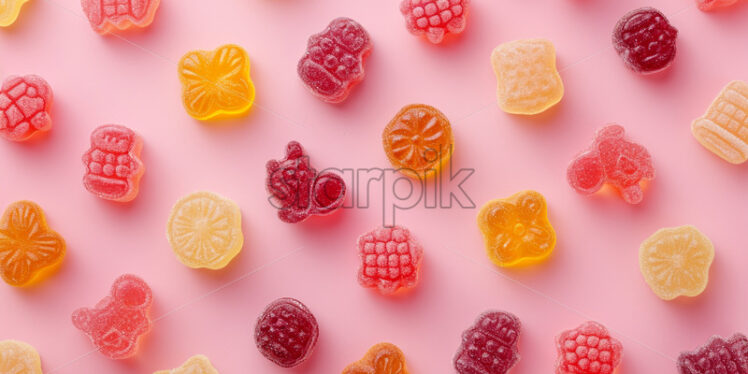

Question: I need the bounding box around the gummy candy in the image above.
[342,343,410,374]
[0,75,53,142]
[178,44,255,120]
[254,297,319,368]
[82,124,144,202]
[556,321,623,374]
[677,333,748,374]
[0,0,29,27]
[0,201,65,287]
[72,274,152,359]
[166,191,243,270]
[382,104,454,178]
[154,355,219,374]
[477,190,556,268]
[612,7,678,74]
[0,340,42,374]
[399,0,469,44]
[357,226,424,295]
[454,311,521,374]
[298,17,371,103]
[639,225,714,301]
[691,81,748,164]
[266,141,346,223]
[491,39,564,115]
[567,124,654,205]
[697,0,741,11]
[81,0,161,34]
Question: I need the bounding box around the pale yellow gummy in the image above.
[0,340,42,374]
[691,80,748,164]
[154,355,219,374]
[0,0,30,27]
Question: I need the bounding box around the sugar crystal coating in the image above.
[691,81,748,164]
[697,0,741,11]
[342,342,410,374]
[556,321,623,374]
[612,7,678,74]
[81,0,161,34]
[454,311,521,374]
[677,333,748,374]
[399,0,469,44]
[153,355,219,374]
[82,124,145,202]
[0,340,42,374]
[357,226,424,294]
[254,298,319,368]
[0,75,53,142]
[0,0,30,27]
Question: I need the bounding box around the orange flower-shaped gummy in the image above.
[343,343,410,374]
[0,201,65,286]
[477,190,556,267]
[178,44,255,121]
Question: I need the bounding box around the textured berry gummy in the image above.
[82,124,144,202]
[81,0,161,34]
[357,226,424,294]
[556,321,623,374]
[677,333,748,374]
[0,340,42,374]
[691,81,748,164]
[298,17,371,103]
[613,7,678,74]
[0,75,53,142]
[254,298,319,368]
[454,311,521,374]
[343,343,410,374]
[400,0,469,44]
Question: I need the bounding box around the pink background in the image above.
[1,0,747,372]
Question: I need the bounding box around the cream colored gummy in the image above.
[154,355,219,374]
[692,81,748,164]
[0,340,43,374]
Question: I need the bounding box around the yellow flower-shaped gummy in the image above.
[154,355,219,374]
[477,190,556,267]
[639,225,714,300]
[0,340,42,374]
[167,192,243,270]
[0,0,30,27]
[178,44,255,121]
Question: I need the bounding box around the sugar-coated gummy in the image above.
[82,124,145,202]
[454,311,521,374]
[556,321,623,374]
[357,226,424,294]
[0,0,30,27]
[0,340,43,374]
[612,7,678,74]
[153,355,219,374]
[0,75,53,142]
[697,0,741,11]
[691,81,748,164]
[81,0,161,34]
[72,274,152,359]
[254,298,319,368]
[298,17,371,103]
[342,343,410,374]
[677,333,748,374]
[400,0,469,44]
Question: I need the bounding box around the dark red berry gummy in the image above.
[556,321,623,374]
[454,311,521,374]
[254,298,319,368]
[677,333,748,374]
[612,7,678,73]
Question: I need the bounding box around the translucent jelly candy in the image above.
[178,44,255,120]
[0,340,42,374]
[81,0,161,34]
[477,190,556,268]
[0,0,29,27]
[382,104,454,178]
[266,141,346,223]
[357,226,424,295]
[0,75,53,142]
[166,191,243,270]
[399,0,469,44]
[342,343,410,374]
[677,333,748,373]
[254,298,319,368]
[613,7,678,74]
[556,321,623,374]
[72,274,152,359]
[567,125,654,205]
[691,81,748,164]
[82,124,144,202]
[0,201,65,287]
[298,17,371,103]
[154,355,219,374]
[639,225,714,300]
[454,311,521,374]
[697,0,741,11]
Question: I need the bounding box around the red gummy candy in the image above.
[298,17,371,104]
[0,75,53,142]
[697,0,740,11]
[254,298,319,368]
[81,0,161,34]
[677,333,748,374]
[556,321,623,374]
[82,124,144,202]
[400,0,470,44]
[266,141,346,223]
[567,125,654,205]
[454,311,521,374]
[357,226,424,294]
[72,274,152,359]
[612,7,678,74]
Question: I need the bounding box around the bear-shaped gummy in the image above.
[556,321,623,374]
[0,75,53,142]
[357,226,424,294]
[82,124,144,202]
[400,0,469,44]
[254,298,319,368]
[454,311,521,374]
[613,7,678,73]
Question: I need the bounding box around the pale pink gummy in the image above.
[82,124,144,202]
[0,75,53,142]
[357,226,423,294]
[697,0,740,11]
[81,0,161,34]
[400,0,470,44]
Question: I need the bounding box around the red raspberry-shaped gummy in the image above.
[677,333,748,374]
[454,311,521,374]
[254,298,319,368]
[400,0,469,44]
[613,7,678,73]
[357,226,424,294]
[556,321,623,374]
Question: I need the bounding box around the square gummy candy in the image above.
[677,333,748,373]
[254,298,319,368]
[357,226,424,295]
[0,0,30,27]
[342,343,410,374]
[154,355,219,374]
[454,311,521,374]
[81,0,161,34]
[691,81,748,164]
[556,321,623,374]
[0,75,53,142]
[399,0,470,44]
[82,124,144,202]
[0,340,42,374]
[612,7,678,74]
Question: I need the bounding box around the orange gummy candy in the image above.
[342,343,410,374]
[0,340,42,374]
[0,201,65,287]
[178,44,256,121]
[0,0,30,27]
[154,355,219,374]
[477,190,556,267]
[691,80,748,164]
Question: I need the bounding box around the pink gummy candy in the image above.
[454,311,521,374]
[0,75,53,142]
[613,7,678,74]
[254,298,319,368]
[81,0,161,34]
[82,125,144,202]
[400,0,470,44]
[298,17,371,104]
[556,321,623,374]
[72,274,152,359]
[266,141,346,223]
[356,226,424,294]
[697,0,741,11]
[567,124,654,205]
[677,333,748,374]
